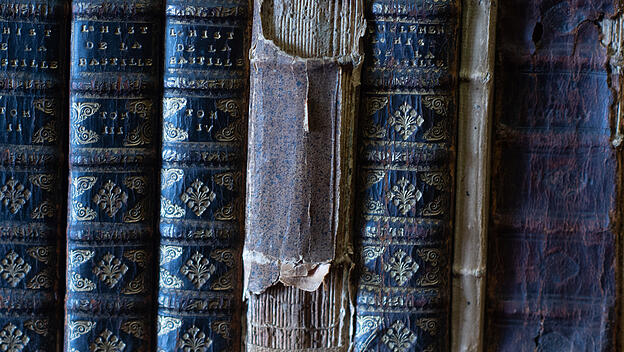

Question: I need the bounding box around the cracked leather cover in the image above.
[0,1,68,350]
[243,0,362,349]
[156,0,250,350]
[66,1,161,350]
[485,1,618,351]
[353,1,460,351]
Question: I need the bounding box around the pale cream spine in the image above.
[452,1,497,351]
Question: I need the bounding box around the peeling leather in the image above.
[243,0,363,294]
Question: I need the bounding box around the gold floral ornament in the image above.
[26,267,53,289]
[160,246,183,265]
[180,252,215,289]
[162,97,187,120]
[422,96,449,116]
[73,125,99,145]
[90,329,126,352]
[71,102,100,124]
[382,321,417,352]
[159,268,183,289]
[32,121,57,144]
[0,323,29,352]
[122,176,147,194]
[69,272,96,292]
[213,172,236,191]
[28,174,55,192]
[121,321,146,341]
[126,99,152,118]
[0,251,31,287]
[161,169,183,189]
[388,177,421,215]
[72,201,97,221]
[389,102,424,140]
[160,197,185,218]
[215,99,241,118]
[72,176,97,196]
[122,272,145,295]
[163,122,188,142]
[179,326,212,351]
[362,97,389,139]
[361,246,384,264]
[27,247,51,264]
[24,319,49,337]
[157,316,182,336]
[214,203,234,221]
[355,316,383,351]
[31,200,55,219]
[359,268,382,286]
[93,253,128,288]
[384,249,419,286]
[68,321,95,341]
[180,180,216,217]
[93,180,128,217]
[0,178,31,214]
[211,321,231,339]
[33,98,56,116]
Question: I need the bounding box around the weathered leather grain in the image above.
[451,1,497,350]
[243,0,364,350]
[353,1,460,351]
[0,1,68,350]
[66,1,161,350]
[156,0,250,350]
[485,1,618,351]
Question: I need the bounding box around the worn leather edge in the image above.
[451,1,496,351]
[243,0,365,295]
[602,8,624,352]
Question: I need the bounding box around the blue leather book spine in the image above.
[353,1,460,351]
[156,0,249,350]
[485,1,617,350]
[0,1,68,350]
[66,0,162,350]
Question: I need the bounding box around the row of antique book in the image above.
[0,0,617,351]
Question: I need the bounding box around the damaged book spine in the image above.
[65,0,162,350]
[485,1,618,350]
[451,0,496,350]
[0,1,69,350]
[156,0,251,350]
[353,0,461,351]
[243,0,364,350]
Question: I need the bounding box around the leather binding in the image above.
[353,1,460,351]
[485,1,618,350]
[451,0,496,350]
[156,0,250,350]
[0,1,68,350]
[243,0,364,350]
[66,0,162,350]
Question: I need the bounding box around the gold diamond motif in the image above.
[89,329,126,352]
[0,251,31,287]
[93,180,128,217]
[93,253,128,288]
[180,179,216,217]
[389,102,423,140]
[388,178,421,215]
[382,321,417,352]
[0,178,31,214]
[180,252,215,289]
[384,249,419,286]
[179,326,212,351]
[0,323,29,352]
